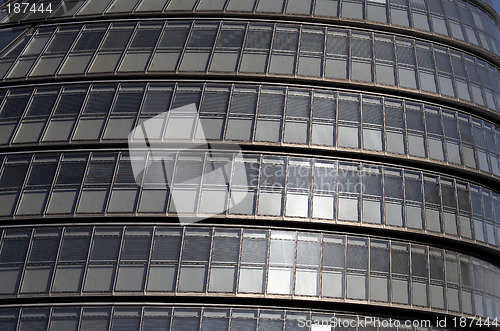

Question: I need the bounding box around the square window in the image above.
[338,126,359,148]
[226,118,253,141]
[269,54,295,75]
[375,64,394,85]
[229,190,255,215]
[342,1,363,19]
[386,131,405,154]
[363,128,382,151]
[43,120,75,142]
[0,192,18,216]
[426,209,441,232]
[285,193,309,217]
[408,134,426,157]
[420,71,437,93]
[295,269,318,296]
[311,123,334,146]
[391,8,409,27]
[238,266,264,293]
[195,118,224,140]
[138,189,167,213]
[210,52,239,72]
[119,52,151,72]
[108,189,138,213]
[169,189,198,214]
[0,268,21,294]
[179,52,210,72]
[149,52,180,71]
[346,273,366,299]
[298,56,322,77]
[370,276,388,301]
[16,191,47,215]
[392,278,409,304]
[84,265,115,292]
[59,54,92,75]
[338,197,358,222]
[77,189,107,214]
[73,118,105,140]
[240,53,267,73]
[314,0,338,17]
[362,200,381,224]
[47,190,77,214]
[88,53,121,73]
[115,265,145,292]
[351,61,372,82]
[385,202,403,227]
[430,284,445,309]
[31,56,64,77]
[406,205,423,229]
[398,68,417,89]
[209,266,236,292]
[284,121,308,144]
[267,267,293,294]
[325,58,347,79]
[257,191,282,216]
[321,271,343,298]
[438,76,455,97]
[255,119,281,142]
[21,267,52,293]
[199,190,227,214]
[13,121,44,144]
[178,265,206,292]
[147,265,176,292]
[312,195,334,219]
[412,281,428,306]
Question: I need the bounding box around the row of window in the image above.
[0,226,498,318]
[0,151,499,248]
[0,20,498,113]
[0,305,467,331]
[1,82,498,176]
[1,0,498,58]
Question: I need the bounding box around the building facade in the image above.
[0,0,499,329]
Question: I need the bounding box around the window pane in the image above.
[238,266,264,293]
[178,265,206,292]
[21,267,52,293]
[84,266,115,292]
[116,265,145,291]
[53,266,83,292]
[208,266,236,292]
[267,267,292,294]
[147,265,176,291]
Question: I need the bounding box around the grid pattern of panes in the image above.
[0,21,498,114]
[0,82,498,176]
[0,226,498,319]
[0,151,498,248]
[0,305,474,331]
[1,0,498,58]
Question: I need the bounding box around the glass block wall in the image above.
[0,0,498,330]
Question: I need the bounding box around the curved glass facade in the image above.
[0,20,499,114]
[1,82,498,176]
[0,0,498,58]
[0,151,499,249]
[0,305,476,330]
[0,0,498,328]
[0,225,498,318]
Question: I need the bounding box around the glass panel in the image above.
[84,266,115,292]
[238,267,264,293]
[178,266,206,292]
[53,266,83,292]
[267,267,292,294]
[208,266,236,292]
[115,265,145,291]
[147,265,176,291]
[21,267,52,293]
